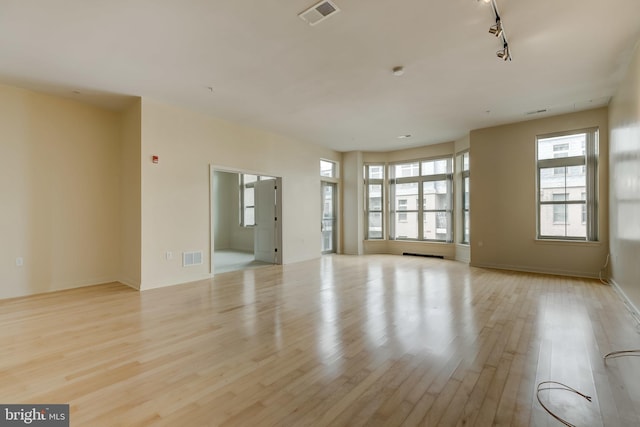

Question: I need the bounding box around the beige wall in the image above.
[139,99,340,290]
[609,40,640,311]
[0,84,122,299]
[120,99,142,288]
[470,108,609,277]
[342,151,363,255]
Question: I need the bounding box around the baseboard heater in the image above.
[403,252,444,259]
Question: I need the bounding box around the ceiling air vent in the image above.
[299,0,340,26]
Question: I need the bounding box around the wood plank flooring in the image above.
[2,255,640,426]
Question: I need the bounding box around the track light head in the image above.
[489,20,503,37]
[496,43,511,61]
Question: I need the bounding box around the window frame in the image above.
[320,159,338,178]
[536,128,599,241]
[460,152,470,244]
[239,174,257,227]
[389,156,453,243]
[364,164,385,240]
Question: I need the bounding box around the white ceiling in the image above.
[1,0,639,152]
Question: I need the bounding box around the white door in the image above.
[254,179,276,263]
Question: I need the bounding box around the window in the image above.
[537,129,598,240]
[398,199,408,222]
[390,157,453,242]
[365,164,384,239]
[320,160,337,178]
[552,193,567,223]
[240,174,257,226]
[460,152,470,244]
[240,174,275,227]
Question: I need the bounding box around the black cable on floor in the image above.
[603,349,640,360]
[536,381,592,427]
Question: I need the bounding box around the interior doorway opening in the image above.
[211,168,282,274]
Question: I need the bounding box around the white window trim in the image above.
[389,156,454,243]
[364,163,385,240]
[535,127,599,241]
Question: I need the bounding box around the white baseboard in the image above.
[610,278,640,324]
[470,262,598,279]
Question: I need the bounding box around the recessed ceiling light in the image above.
[397,134,412,139]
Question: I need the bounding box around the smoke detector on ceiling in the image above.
[299,0,340,26]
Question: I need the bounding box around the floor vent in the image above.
[183,251,203,267]
[403,252,444,259]
[299,0,340,26]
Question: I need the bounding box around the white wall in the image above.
[139,98,340,289]
[470,108,609,277]
[0,84,122,299]
[609,40,640,311]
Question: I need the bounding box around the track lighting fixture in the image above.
[488,19,503,38]
[496,42,511,61]
[480,0,512,61]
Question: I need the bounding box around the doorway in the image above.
[321,181,337,254]
[211,168,282,274]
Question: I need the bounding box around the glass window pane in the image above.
[368,213,382,239]
[540,167,566,201]
[463,177,470,210]
[566,166,586,200]
[423,180,448,210]
[538,133,587,160]
[463,211,470,243]
[394,212,418,239]
[368,184,382,210]
[368,165,384,179]
[540,203,586,238]
[244,207,255,226]
[394,162,419,178]
[244,174,258,184]
[244,187,254,206]
[462,153,469,171]
[422,158,451,175]
[423,212,448,241]
[320,160,336,177]
[394,183,418,209]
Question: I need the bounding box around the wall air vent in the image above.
[526,109,548,116]
[183,251,203,267]
[299,0,340,26]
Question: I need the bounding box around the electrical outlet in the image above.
[165,251,173,260]
[16,257,23,266]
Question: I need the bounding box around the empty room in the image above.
[1,0,640,426]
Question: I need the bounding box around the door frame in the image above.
[210,165,283,275]
[321,180,339,255]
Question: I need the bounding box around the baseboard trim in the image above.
[470,262,598,279]
[610,279,640,325]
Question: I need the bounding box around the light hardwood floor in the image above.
[2,255,640,426]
